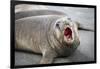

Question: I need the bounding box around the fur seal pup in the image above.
[15,15,80,64]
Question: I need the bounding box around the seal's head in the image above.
[53,17,80,47]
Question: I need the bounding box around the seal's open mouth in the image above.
[64,27,72,40]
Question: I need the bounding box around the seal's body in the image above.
[15,14,80,64]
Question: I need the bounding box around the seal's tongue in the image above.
[64,27,72,39]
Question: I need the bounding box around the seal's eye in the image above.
[68,18,71,21]
[56,23,61,29]
[56,23,59,27]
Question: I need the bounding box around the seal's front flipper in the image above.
[40,50,57,64]
[40,56,54,64]
[76,22,94,32]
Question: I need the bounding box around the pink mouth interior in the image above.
[64,27,72,39]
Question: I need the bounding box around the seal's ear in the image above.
[75,21,94,32]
